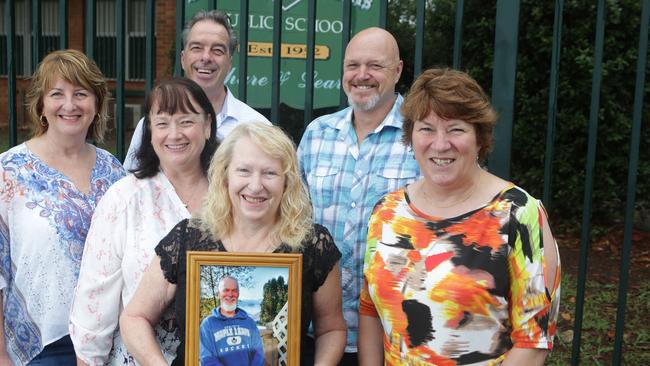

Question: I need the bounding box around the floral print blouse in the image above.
[70,172,188,365]
[0,143,125,365]
[360,185,560,365]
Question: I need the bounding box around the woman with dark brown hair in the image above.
[70,78,218,366]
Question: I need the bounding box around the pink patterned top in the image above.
[70,172,188,365]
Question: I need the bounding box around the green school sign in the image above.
[186,0,380,109]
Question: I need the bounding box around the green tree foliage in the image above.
[512,0,649,232]
[259,276,288,324]
[387,0,650,233]
[200,297,219,322]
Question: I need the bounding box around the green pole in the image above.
[339,0,352,108]
[85,0,96,60]
[379,0,387,29]
[488,0,520,179]
[59,0,68,48]
[270,0,282,124]
[542,0,564,210]
[413,0,425,77]
[303,0,317,126]
[6,0,17,147]
[31,0,41,69]
[174,0,184,77]
[572,1,606,364]
[238,0,249,102]
[612,0,649,363]
[145,0,155,92]
[115,0,126,160]
[452,0,464,69]
[454,0,465,70]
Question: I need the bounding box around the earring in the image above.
[39,115,48,127]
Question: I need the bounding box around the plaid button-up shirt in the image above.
[297,94,420,352]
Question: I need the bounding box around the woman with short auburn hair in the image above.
[0,49,125,365]
[25,49,111,142]
[359,68,560,366]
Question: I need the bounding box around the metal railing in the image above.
[1,1,647,364]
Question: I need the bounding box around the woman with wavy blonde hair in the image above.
[201,121,312,248]
[121,122,347,366]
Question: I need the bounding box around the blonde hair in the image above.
[200,122,313,248]
[25,49,111,142]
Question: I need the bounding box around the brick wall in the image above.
[157,1,177,79]
[69,0,84,51]
[0,0,178,133]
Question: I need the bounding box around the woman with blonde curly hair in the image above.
[120,122,347,365]
[0,49,125,365]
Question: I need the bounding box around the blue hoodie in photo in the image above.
[199,307,265,366]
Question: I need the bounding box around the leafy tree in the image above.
[511,0,649,232]
[200,297,219,322]
[259,276,288,324]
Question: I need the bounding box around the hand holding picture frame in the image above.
[185,251,302,366]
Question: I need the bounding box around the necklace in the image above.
[168,179,195,208]
[179,189,197,208]
[419,174,480,209]
[165,172,206,210]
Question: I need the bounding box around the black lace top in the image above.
[155,218,341,366]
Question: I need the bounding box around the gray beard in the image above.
[221,302,237,312]
[348,93,381,111]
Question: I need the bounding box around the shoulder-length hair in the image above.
[25,49,110,142]
[401,67,497,162]
[133,78,218,178]
[200,122,313,249]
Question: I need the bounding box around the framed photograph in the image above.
[186,251,302,366]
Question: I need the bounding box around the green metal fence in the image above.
[1,1,648,364]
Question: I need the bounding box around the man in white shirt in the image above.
[124,10,270,170]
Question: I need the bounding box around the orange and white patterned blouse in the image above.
[360,185,560,365]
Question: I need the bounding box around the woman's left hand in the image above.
[312,263,347,365]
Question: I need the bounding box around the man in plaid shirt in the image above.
[297,27,420,365]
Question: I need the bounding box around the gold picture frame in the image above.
[186,251,302,366]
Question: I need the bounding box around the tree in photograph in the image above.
[259,276,288,324]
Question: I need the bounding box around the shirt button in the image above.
[351,202,356,208]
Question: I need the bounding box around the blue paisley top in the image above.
[0,143,125,365]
